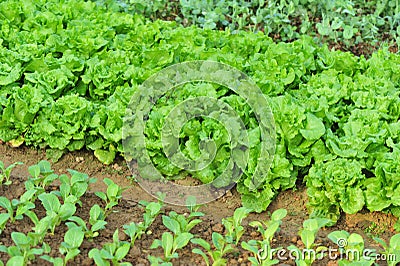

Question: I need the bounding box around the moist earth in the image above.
[0,144,397,265]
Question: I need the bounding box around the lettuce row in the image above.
[0,0,399,223]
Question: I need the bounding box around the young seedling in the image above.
[123,200,163,247]
[42,226,85,266]
[0,232,50,265]
[55,170,96,206]
[140,200,163,230]
[159,197,204,238]
[13,181,42,225]
[27,160,59,189]
[191,232,236,266]
[66,204,107,239]
[122,221,143,248]
[95,178,126,216]
[241,209,287,265]
[88,229,132,266]
[374,234,400,266]
[288,218,331,266]
[0,197,17,223]
[162,210,203,235]
[191,205,249,266]
[147,255,173,266]
[222,207,251,245]
[38,193,76,234]
[0,196,38,227]
[149,231,193,262]
[30,219,53,246]
[0,161,22,186]
[0,213,9,235]
[328,230,376,265]
[149,197,195,263]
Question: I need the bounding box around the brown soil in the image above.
[0,144,397,265]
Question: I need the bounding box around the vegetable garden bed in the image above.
[1,0,400,265]
[0,145,399,265]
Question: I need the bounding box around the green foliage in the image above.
[0,161,22,186]
[395,219,400,232]
[374,234,400,266]
[95,178,125,215]
[0,0,399,220]
[0,232,50,266]
[0,155,399,266]
[149,205,199,263]
[27,160,59,189]
[0,193,37,225]
[149,231,193,263]
[38,193,77,234]
[42,227,85,266]
[306,159,366,224]
[66,204,107,239]
[56,170,97,206]
[288,218,331,265]
[242,209,287,266]
[162,210,204,235]
[0,197,16,223]
[88,229,132,266]
[190,207,251,266]
[328,230,377,265]
[110,0,400,49]
[191,232,236,266]
[222,207,251,245]
[60,227,85,264]
[123,200,163,247]
[141,200,164,229]
[0,213,9,235]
